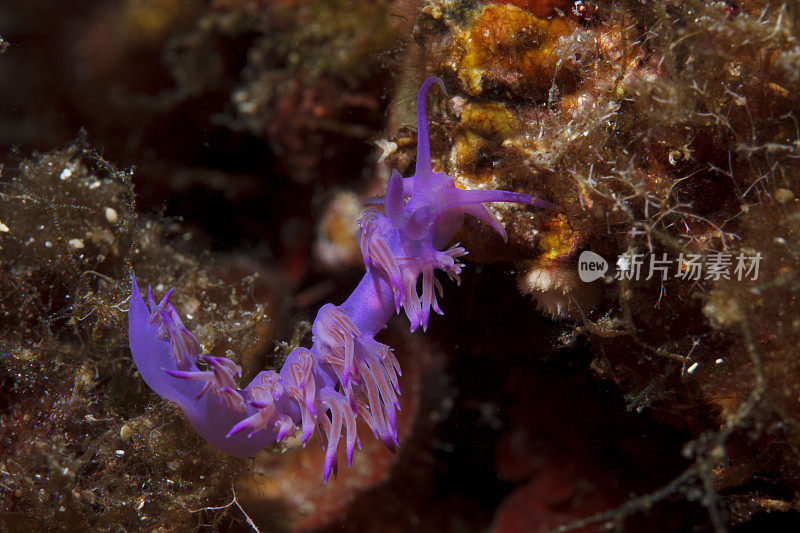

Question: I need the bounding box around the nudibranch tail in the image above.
[128,76,550,482]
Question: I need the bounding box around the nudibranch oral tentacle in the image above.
[128,76,548,482]
[413,76,447,181]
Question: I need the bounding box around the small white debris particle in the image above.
[114,450,125,457]
[687,362,699,374]
[715,358,724,364]
[0,221,8,232]
[374,139,398,163]
[183,297,201,315]
[774,188,794,204]
[105,207,119,224]
[68,238,85,249]
[59,168,72,180]
[239,100,258,114]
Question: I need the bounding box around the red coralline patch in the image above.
[492,406,625,532]
[492,454,619,533]
[491,361,694,532]
[488,0,573,19]
[236,424,400,531]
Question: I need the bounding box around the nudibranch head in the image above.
[372,77,540,248]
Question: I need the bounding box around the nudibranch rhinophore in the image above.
[129,77,545,482]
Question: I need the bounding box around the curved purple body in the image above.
[128,77,538,482]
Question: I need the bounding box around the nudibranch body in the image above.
[129,77,539,482]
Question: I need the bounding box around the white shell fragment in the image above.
[105,207,119,224]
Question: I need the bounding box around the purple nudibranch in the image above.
[128,77,543,482]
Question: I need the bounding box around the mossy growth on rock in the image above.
[0,140,271,531]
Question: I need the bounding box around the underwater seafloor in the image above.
[2,0,800,531]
